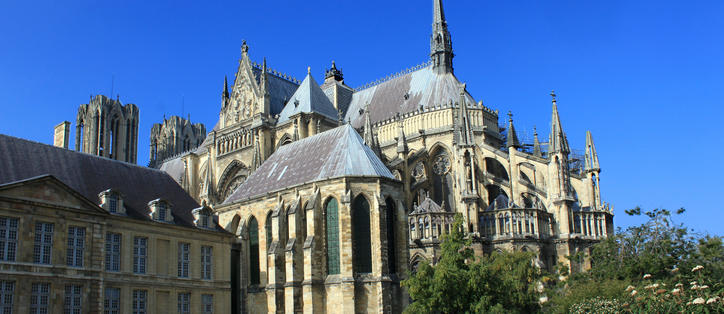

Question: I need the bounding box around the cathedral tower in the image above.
[75,94,139,163]
[148,115,206,168]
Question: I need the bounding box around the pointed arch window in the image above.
[352,195,372,274]
[385,198,397,274]
[265,213,273,250]
[248,217,260,285]
[325,198,340,275]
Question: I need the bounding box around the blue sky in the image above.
[1,1,722,235]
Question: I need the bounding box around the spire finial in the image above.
[507,110,513,122]
[241,40,248,54]
[550,90,557,104]
[307,66,311,75]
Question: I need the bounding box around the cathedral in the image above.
[145,0,615,312]
[3,0,615,313]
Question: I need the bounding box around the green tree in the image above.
[403,214,542,313]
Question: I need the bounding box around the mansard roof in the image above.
[277,70,339,124]
[344,64,477,128]
[223,124,394,204]
[0,134,203,228]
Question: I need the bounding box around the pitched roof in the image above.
[277,71,339,124]
[410,196,449,215]
[0,134,202,228]
[251,67,299,116]
[344,65,477,128]
[223,124,394,204]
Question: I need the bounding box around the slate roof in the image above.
[410,196,450,215]
[223,124,394,204]
[0,134,203,228]
[251,67,299,116]
[277,72,339,124]
[344,65,476,128]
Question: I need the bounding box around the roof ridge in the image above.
[251,61,301,84]
[0,133,169,175]
[354,60,432,91]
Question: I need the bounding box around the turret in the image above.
[431,0,454,74]
[584,131,600,172]
[533,126,542,157]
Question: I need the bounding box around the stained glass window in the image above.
[248,217,260,285]
[325,198,340,275]
[352,195,372,274]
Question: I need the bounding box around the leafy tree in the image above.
[403,214,542,313]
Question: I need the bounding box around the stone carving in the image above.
[432,154,451,175]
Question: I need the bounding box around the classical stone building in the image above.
[75,94,139,163]
[0,134,233,313]
[149,115,207,168]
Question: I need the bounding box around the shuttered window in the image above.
[325,198,340,275]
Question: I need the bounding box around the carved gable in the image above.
[0,176,105,213]
[222,52,262,129]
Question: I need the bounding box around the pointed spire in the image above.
[396,116,408,154]
[548,90,570,155]
[363,102,375,147]
[252,134,262,171]
[456,83,474,146]
[533,126,542,157]
[431,0,454,74]
[584,130,600,171]
[506,111,520,149]
[221,76,229,108]
[241,40,249,55]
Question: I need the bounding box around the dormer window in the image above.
[192,202,215,230]
[148,199,174,223]
[99,189,125,215]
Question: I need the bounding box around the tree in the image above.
[403,214,542,313]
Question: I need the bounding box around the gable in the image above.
[0,176,105,214]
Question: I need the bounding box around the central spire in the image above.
[431,0,454,74]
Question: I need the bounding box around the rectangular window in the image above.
[105,233,121,272]
[67,226,85,267]
[178,242,189,278]
[158,205,167,221]
[109,196,118,213]
[201,245,212,280]
[64,284,82,314]
[33,222,53,264]
[133,237,147,274]
[132,290,147,314]
[104,287,120,314]
[201,294,213,314]
[30,283,50,314]
[0,281,14,314]
[177,293,190,314]
[0,217,18,262]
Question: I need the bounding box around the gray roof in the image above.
[223,124,394,204]
[251,67,299,116]
[345,65,475,128]
[0,134,203,228]
[410,196,449,215]
[277,72,339,124]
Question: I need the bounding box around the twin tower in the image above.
[53,94,205,167]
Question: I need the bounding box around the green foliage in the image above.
[402,214,542,314]
[568,296,625,314]
[545,207,724,313]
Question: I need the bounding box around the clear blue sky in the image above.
[1,1,722,235]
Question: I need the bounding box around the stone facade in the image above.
[75,94,139,163]
[0,135,234,314]
[149,115,207,168]
[151,1,614,312]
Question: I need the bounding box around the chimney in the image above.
[54,121,71,149]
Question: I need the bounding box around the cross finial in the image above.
[241,40,248,54]
[550,90,557,103]
[507,110,513,122]
[533,125,538,136]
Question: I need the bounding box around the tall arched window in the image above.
[325,198,340,275]
[248,217,260,285]
[352,195,372,274]
[265,213,273,250]
[385,198,397,274]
